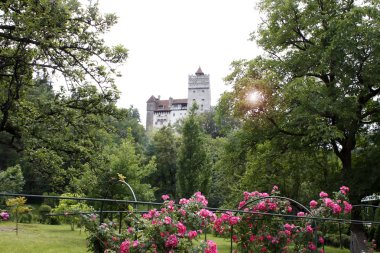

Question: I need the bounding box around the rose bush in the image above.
[84,192,218,253]
[213,186,352,253]
[84,187,352,253]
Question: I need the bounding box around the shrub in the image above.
[39,204,52,223]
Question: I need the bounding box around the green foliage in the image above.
[6,196,32,235]
[0,164,24,193]
[39,204,52,224]
[52,193,93,231]
[176,105,210,198]
[0,0,129,195]
[93,131,156,201]
[149,126,178,199]
[220,0,380,207]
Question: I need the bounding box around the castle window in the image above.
[193,90,195,93]
[202,99,205,101]
[173,113,175,116]
[202,90,204,92]
[201,104,204,110]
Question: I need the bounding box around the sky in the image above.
[96,0,262,126]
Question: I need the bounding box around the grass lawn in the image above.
[0,222,354,253]
[0,222,87,253]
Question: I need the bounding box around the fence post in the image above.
[230,225,233,253]
[119,211,123,234]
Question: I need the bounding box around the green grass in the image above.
[0,222,354,253]
[0,222,87,253]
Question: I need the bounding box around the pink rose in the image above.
[120,240,131,253]
[188,230,198,239]
[343,201,352,213]
[297,212,306,217]
[309,200,318,209]
[177,222,186,235]
[205,240,218,253]
[164,216,172,224]
[340,186,350,195]
[162,194,170,200]
[319,191,329,198]
[165,235,179,248]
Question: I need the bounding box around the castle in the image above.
[146,67,211,131]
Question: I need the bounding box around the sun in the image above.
[247,91,263,104]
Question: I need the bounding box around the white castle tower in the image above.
[187,66,211,112]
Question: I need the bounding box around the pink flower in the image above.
[287,206,292,213]
[165,235,179,248]
[340,186,350,195]
[132,240,139,247]
[179,198,189,205]
[297,212,306,217]
[199,209,211,218]
[306,225,313,233]
[284,223,293,231]
[205,240,218,253]
[319,191,329,198]
[323,198,333,207]
[162,194,170,200]
[343,201,352,213]
[238,201,246,209]
[120,240,131,253]
[268,202,277,211]
[177,222,186,235]
[331,203,342,214]
[228,216,240,225]
[319,236,325,244]
[188,230,198,239]
[308,242,317,251]
[257,201,266,211]
[164,216,172,224]
[0,212,9,221]
[309,200,318,209]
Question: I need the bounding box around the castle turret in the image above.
[187,66,211,112]
[146,95,158,131]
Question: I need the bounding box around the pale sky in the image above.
[96,0,262,125]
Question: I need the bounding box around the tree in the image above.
[6,196,32,235]
[224,0,380,251]
[176,105,210,198]
[0,164,24,193]
[149,126,178,200]
[93,130,156,202]
[0,0,128,194]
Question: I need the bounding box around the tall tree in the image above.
[176,105,210,198]
[0,0,128,193]
[224,1,380,251]
[149,126,178,199]
[0,0,127,152]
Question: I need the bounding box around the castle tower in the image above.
[146,95,158,131]
[187,66,211,112]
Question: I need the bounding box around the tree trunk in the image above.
[339,147,367,253]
